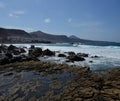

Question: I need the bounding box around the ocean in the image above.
[7,43,120,71]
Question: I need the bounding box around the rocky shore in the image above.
[0,44,120,101]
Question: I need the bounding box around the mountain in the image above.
[30,31,70,42]
[0,27,30,38]
[30,31,120,46]
[0,27,31,43]
[0,27,120,46]
[69,35,80,39]
[30,31,93,43]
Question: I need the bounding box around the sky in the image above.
[0,0,120,42]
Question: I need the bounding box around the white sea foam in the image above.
[6,43,120,71]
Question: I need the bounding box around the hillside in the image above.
[30,31,71,42]
[0,28,30,38]
[0,27,31,43]
[0,27,120,46]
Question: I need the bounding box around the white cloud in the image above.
[68,18,72,23]
[9,10,25,18]
[44,18,51,23]
[9,13,18,18]
[0,2,5,8]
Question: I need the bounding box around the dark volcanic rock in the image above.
[58,54,66,57]
[67,55,85,62]
[10,56,23,63]
[68,52,76,56]
[29,47,42,57]
[0,57,10,65]
[30,45,35,49]
[4,72,13,76]
[0,44,7,53]
[19,48,26,53]
[5,53,13,59]
[42,49,55,56]
[77,53,89,57]
[7,45,26,55]
[89,61,93,63]
[7,45,17,51]
[91,55,99,58]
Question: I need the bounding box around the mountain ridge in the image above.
[0,27,120,46]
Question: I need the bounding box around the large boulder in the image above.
[7,45,17,51]
[30,45,35,49]
[77,53,89,57]
[5,53,13,59]
[68,52,76,56]
[67,55,85,62]
[0,57,10,65]
[42,49,55,56]
[29,47,42,57]
[19,48,26,53]
[7,45,26,55]
[58,54,66,57]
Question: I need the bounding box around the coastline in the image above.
[0,61,120,100]
[0,44,120,100]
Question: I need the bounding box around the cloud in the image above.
[9,10,25,18]
[9,13,18,18]
[44,18,51,23]
[68,18,72,23]
[0,2,5,8]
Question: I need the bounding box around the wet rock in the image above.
[50,81,62,89]
[0,57,10,65]
[77,53,89,57]
[68,51,76,56]
[67,55,85,62]
[91,55,99,58]
[74,98,82,101]
[7,45,17,51]
[29,47,42,57]
[58,54,66,57]
[10,56,23,63]
[19,48,26,53]
[30,45,35,49]
[5,53,13,59]
[4,72,13,76]
[0,44,7,53]
[7,45,26,55]
[42,49,55,56]
[89,61,93,63]
[80,88,95,98]
[0,50,2,54]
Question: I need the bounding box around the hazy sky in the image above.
[0,0,120,42]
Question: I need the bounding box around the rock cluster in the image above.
[0,44,89,65]
[0,58,119,100]
[0,45,56,65]
[67,52,86,62]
